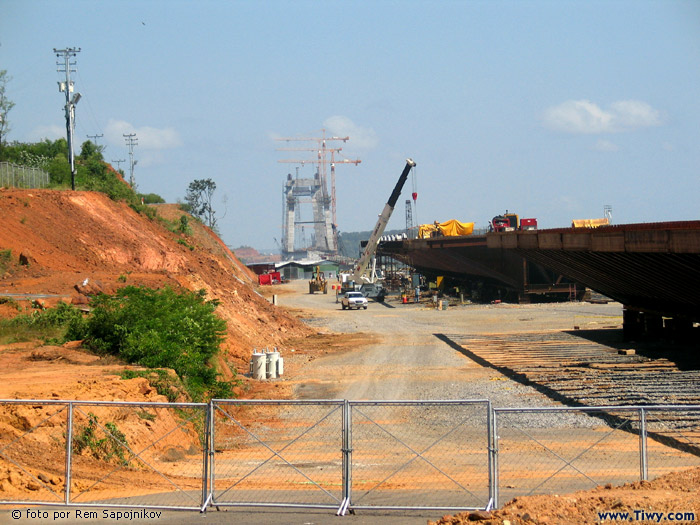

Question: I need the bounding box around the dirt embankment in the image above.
[0,188,313,399]
[431,466,700,524]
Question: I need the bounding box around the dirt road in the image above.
[278,279,624,404]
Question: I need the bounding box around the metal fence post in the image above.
[492,408,499,509]
[201,402,211,511]
[346,399,352,506]
[639,407,648,481]
[338,399,352,516]
[342,399,348,502]
[209,401,216,508]
[65,402,73,505]
[487,401,494,510]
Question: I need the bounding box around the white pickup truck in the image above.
[341,291,368,310]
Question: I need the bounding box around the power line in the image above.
[76,70,105,137]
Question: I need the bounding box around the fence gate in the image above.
[210,400,345,511]
[347,400,492,512]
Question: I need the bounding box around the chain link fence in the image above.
[1,399,698,515]
[0,400,208,511]
[348,400,491,512]
[0,163,50,189]
[210,400,345,511]
[492,405,700,508]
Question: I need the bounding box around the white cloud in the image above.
[543,100,664,134]
[323,116,379,150]
[28,125,64,141]
[593,139,619,152]
[609,100,663,128]
[104,119,183,150]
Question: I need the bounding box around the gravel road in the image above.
[279,280,624,409]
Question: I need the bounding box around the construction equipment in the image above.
[572,218,610,228]
[491,212,538,232]
[308,266,328,294]
[418,219,474,238]
[345,159,416,295]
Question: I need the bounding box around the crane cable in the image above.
[411,164,418,232]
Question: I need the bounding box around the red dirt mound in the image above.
[0,188,312,378]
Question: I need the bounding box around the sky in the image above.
[2,0,699,251]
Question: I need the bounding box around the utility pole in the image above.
[87,133,103,152]
[54,47,81,190]
[111,159,126,171]
[123,133,138,188]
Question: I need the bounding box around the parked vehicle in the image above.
[358,283,387,302]
[342,291,368,310]
[490,211,538,232]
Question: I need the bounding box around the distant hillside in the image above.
[232,246,281,264]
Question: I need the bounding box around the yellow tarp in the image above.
[572,218,610,228]
[419,219,474,238]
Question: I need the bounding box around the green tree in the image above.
[0,70,16,152]
[185,178,218,230]
[79,140,104,161]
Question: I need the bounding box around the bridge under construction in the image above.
[380,220,700,341]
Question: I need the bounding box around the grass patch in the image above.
[135,409,156,422]
[72,412,130,466]
[0,301,83,344]
[0,249,12,274]
[177,238,195,251]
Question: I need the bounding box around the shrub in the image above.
[178,215,192,235]
[73,412,130,466]
[0,249,11,273]
[68,286,232,401]
[139,193,165,204]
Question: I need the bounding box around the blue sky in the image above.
[2,0,699,251]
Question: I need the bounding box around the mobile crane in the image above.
[341,159,416,298]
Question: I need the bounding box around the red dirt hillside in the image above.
[0,188,312,380]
